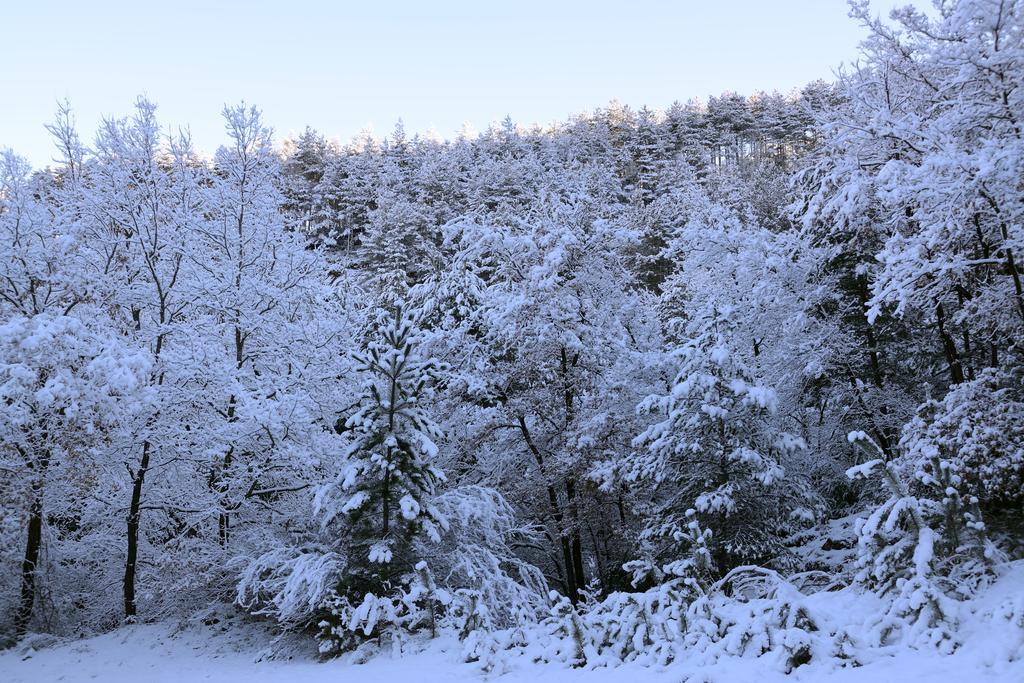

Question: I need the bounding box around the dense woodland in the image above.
[2,0,1023,672]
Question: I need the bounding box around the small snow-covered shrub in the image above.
[625,508,716,589]
[317,583,418,655]
[848,431,998,590]
[900,369,1024,512]
[235,546,343,626]
[845,429,1004,651]
[463,564,829,674]
[576,580,691,667]
[679,567,824,673]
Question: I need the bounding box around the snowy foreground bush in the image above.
[461,564,1024,676]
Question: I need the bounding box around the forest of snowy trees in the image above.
[2,0,1023,677]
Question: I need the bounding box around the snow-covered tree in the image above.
[899,369,1024,513]
[278,126,334,237]
[632,301,808,576]
[356,181,437,304]
[846,426,999,651]
[419,187,656,599]
[0,314,149,638]
[195,104,345,550]
[317,308,447,586]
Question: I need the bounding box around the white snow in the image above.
[2,611,1021,683]
[5,564,1023,683]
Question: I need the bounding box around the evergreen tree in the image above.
[278,126,333,236]
[316,307,447,591]
[356,177,438,303]
[632,302,808,574]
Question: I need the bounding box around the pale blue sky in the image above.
[1,0,923,167]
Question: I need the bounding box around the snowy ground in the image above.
[4,620,1021,683]
[4,568,1023,683]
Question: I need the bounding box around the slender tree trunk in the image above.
[556,511,577,600]
[15,480,45,637]
[956,286,975,381]
[589,523,607,593]
[220,207,246,546]
[936,302,965,385]
[1004,245,1024,325]
[218,394,238,546]
[382,367,398,538]
[856,275,896,455]
[517,414,579,602]
[565,478,587,594]
[217,450,233,547]
[559,348,586,597]
[713,422,731,573]
[124,440,151,619]
[382,465,392,536]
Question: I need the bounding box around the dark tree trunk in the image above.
[15,486,44,637]
[124,440,151,619]
[219,324,245,547]
[936,302,965,385]
[517,414,579,602]
[856,275,896,456]
[559,348,586,598]
[565,478,587,594]
[557,517,577,601]
[382,465,392,536]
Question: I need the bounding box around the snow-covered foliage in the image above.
[462,563,1001,675]
[630,299,814,576]
[235,547,343,626]
[2,1,1023,677]
[900,370,1024,510]
[425,486,548,629]
[846,424,1004,653]
[315,308,447,575]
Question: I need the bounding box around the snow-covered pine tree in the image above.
[632,301,807,577]
[356,168,438,305]
[846,424,1002,651]
[314,307,447,651]
[278,126,333,238]
[337,306,447,568]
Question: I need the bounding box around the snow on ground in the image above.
[3,618,1020,683]
[1,622,1020,683]
[3,566,1023,683]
